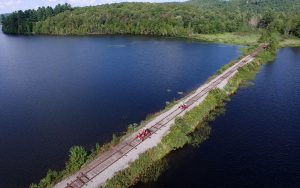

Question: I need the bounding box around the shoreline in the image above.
[29,31,280,187]
[3,29,300,47]
[39,45,267,188]
[105,44,273,188]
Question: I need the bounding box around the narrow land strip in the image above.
[54,44,267,188]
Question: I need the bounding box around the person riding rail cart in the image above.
[179,103,188,110]
[136,128,152,141]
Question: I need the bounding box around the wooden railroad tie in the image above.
[81,173,90,180]
[77,176,85,184]
[150,128,158,134]
[156,122,163,125]
[160,123,166,127]
[117,150,123,155]
[154,126,161,130]
[126,142,137,149]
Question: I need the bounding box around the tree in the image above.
[259,30,279,53]
[295,21,300,38]
[259,10,275,28]
[0,15,5,24]
[65,146,87,173]
[1,4,72,34]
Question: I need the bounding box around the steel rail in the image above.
[65,44,267,188]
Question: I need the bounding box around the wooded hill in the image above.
[1,0,300,38]
[1,3,72,34]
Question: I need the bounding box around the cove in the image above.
[0,30,240,187]
[138,47,300,188]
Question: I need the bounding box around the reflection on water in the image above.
[141,47,300,188]
[0,31,240,188]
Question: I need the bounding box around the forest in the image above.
[1,0,300,37]
[1,3,72,34]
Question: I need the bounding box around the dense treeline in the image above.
[189,0,300,37]
[34,2,300,37]
[0,14,9,24]
[105,33,280,188]
[1,3,72,34]
[33,3,247,36]
[2,0,300,37]
[189,0,300,13]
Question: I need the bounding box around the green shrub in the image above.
[105,46,276,188]
[31,45,275,188]
[65,146,88,173]
[29,146,87,188]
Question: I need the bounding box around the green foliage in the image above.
[225,48,277,95]
[189,0,300,13]
[30,146,87,188]
[259,30,279,54]
[295,23,300,37]
[1,3,72,34]
[279,38,300,47]
[2,1,300,41]
[190,32,260,45]
[139,159,168,183]
[30,45,271,188]
[105,45,273,188]
[257,11,300,38]
[189,123,211,147]
[106,89,229,187]
[111,134,120,146]
[127,123,139,133]
[30,3,246,36]
[0,15,4,24]
[225,61,261,94]
[29,169,59,188]
[258,10,276,28]
[29,93,183,187]
[65,146,88,173]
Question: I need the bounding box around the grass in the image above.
[29,94,187,187]
[105,46,277,188]
[188,32,300,48]
[31,33,281,188]
[105,89,229,188]
[189,32,261,45]
[207,60,236,82]
[279,37,300,47]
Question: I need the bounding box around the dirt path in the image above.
[54,45,266,188]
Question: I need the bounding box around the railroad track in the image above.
[63,44,267,188]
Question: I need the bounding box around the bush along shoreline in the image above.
[105,89,229,188]
[2,1,300,47]
[104,38,278,187]
[30,32,278,188]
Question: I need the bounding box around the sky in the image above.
[0,0,185,14]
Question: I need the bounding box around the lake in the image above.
[138,47,300,187]
[0,30,240,187]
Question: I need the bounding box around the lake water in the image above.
[0,30,241,187]
[138,47,300,187]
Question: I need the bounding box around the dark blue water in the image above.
[0,30,240,187]
[139,48,300,188]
